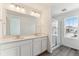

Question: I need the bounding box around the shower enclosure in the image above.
[49,18,61,53]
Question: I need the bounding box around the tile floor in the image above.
[40,46,79,56]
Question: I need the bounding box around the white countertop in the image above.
[0,34,48,44]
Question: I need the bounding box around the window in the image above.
[64,16,78,38]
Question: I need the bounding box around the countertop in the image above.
[0,34,48,44]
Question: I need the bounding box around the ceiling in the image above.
[16,3,79,15]
[23,3,79,15]
[52,3,79,15]
[23,3,51,11]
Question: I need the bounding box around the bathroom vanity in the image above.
[0,35,48,56]
[0,4,48,56]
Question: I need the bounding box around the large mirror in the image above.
[6,10,38,36]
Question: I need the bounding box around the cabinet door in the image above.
[33,39,42,56]
[0,47,19,56]
[21,40,32,56]
[41,37,47,52]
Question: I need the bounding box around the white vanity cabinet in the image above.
[33,37,47,56]
[0,43,20,56]
[20,36,47,56]
[20,40,32,56]
[0,36,48,56]
[33,38,42,56]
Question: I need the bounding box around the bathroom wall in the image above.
[40,7,51,35]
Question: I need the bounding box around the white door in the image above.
[33,39,42,56]
[21,40,32,56]
[41,37,47,52]
[0,47,19,56]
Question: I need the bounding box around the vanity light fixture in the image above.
[30,11,40,17]
[9,4,26,13]
[9,4,41,16]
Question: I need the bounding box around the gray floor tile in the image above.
[40,46,79,56]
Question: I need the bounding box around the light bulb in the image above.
[9,4,15,9]
[35,13,40,17]
[16,6,20,10]
[30,11,40,17]
[21,8,25,12]
[30,11,35,16]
